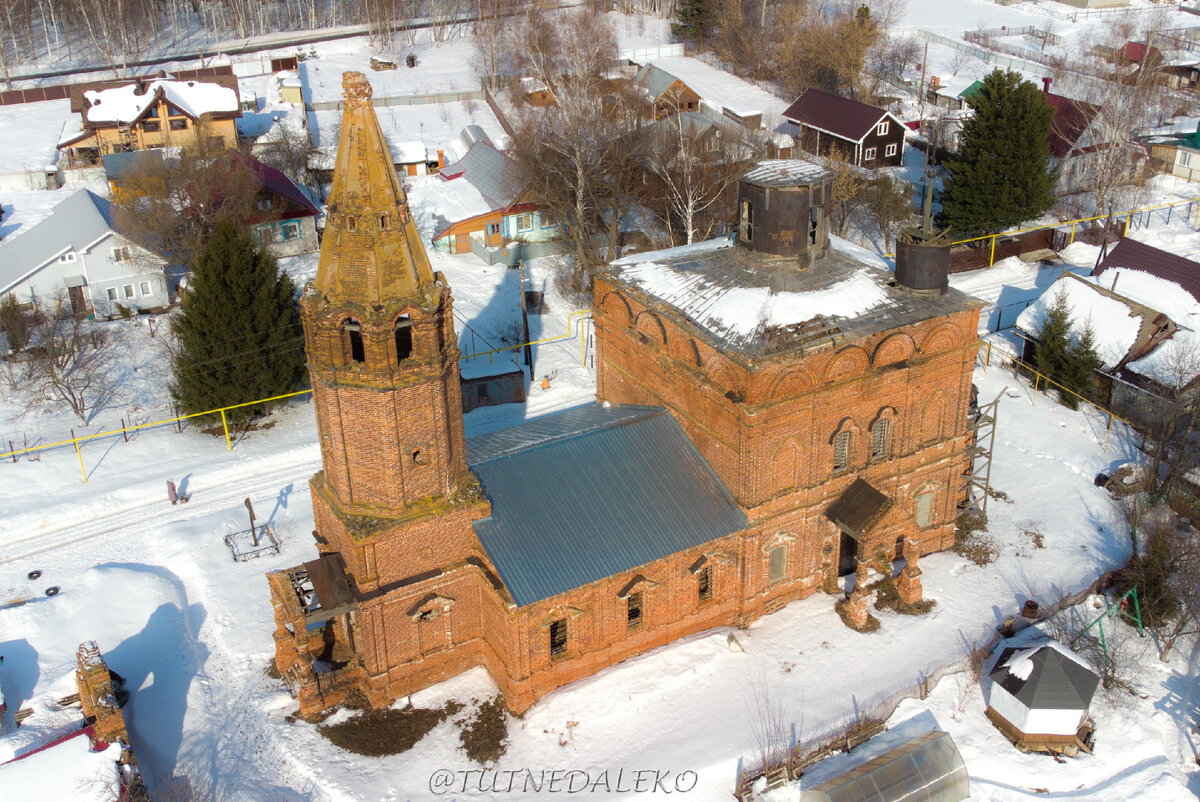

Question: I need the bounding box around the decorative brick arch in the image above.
[704,355,738,392]
[635,310,668,345]
[872,333,915,368]
[823,346,870,382]
[406,592,455,620]
[867,405,899,459]
[773,437,800,491]
[670,336,703,367]
[601,291,634,327]
[600,292,633,326]
[920,391,947,443]
[827,416,862,444]
[769,367,816,399]
[918,323,961,354]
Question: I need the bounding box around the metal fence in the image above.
[1,309,592,483]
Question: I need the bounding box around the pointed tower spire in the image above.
[314,71,434,305]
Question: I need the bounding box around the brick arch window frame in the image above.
[828,417,860,474]
[541,605,584,660]
[761,532,797,585]
[394,312,414,364]
[616,575,659,631]
[911,479,940,529]
[868,405,898,462]
[342,317,365,364]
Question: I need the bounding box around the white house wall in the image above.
[81,233,169,316]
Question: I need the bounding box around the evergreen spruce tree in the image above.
[937,69,1057,237]
[1033,285,1073,399]
[170,221,305,423]
[1063,318,1102,408]
[672,0,710,41]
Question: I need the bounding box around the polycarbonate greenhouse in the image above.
[801,731,969,802]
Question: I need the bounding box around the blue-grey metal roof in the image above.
[467,404,747,607]
[102,149,163,181]
[632,63,680,101]
[0,189,131,295]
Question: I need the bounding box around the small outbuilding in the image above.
[800,731,969,802]
[985,639,1099,755]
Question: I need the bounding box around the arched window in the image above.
[343,319,365,363]
[395,316,413,362]
[833,430,851,472]
[871,418,891,460]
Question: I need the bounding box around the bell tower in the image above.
[302,71,470,518]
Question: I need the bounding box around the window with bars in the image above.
[871,419,891,460]
[549,618,567,656]
[768,545,787,583]
[697,565,712,601]
[833,430,851,472]
[627,592,643,628]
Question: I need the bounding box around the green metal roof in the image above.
[467,405,747,607]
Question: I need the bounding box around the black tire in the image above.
[27,570,42,581]
[44,586,59,597]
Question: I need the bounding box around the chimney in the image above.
[437,149,446,167]
[1042,76,1052,94]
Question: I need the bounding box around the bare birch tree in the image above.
[24,292,120,426]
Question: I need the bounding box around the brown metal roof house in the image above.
[782,88,905,168]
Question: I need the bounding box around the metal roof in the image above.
[0,189,140,295]
[825,478,891,538]
[782,88,892,143]
[989,642,1099,711]
[1094,237,1200,305]
[741,159,832,188]
[102,149,164,181]
[439,141,528,211]
[467,405,747,607]
[631,63,681,101]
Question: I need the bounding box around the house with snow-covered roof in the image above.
[429,141,560,263]
[58,71,241,168]
[628,63,701,119]
[0,188,170,319]
[782,89,906,168]
[1014,260,1200,427]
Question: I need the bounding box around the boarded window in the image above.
[697,566,712,601]
[871,419,891,459]
[549,618,567,656]
[768,545,787,583]
[741,200,753,242]
[627,592,643,628]
[833,430,851,471]
[916,492,934,527]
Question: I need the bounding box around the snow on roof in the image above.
[83,79,239,124]
[613,238,888,344]
[1014,273,1147,370]
[0,731,122,802]
[642,56,790,121]
[393,139,428,164]
[742,158,831,188]
[989,639,1099,711]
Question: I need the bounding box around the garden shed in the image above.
[986,639,1099,754]
[800,730,969,802]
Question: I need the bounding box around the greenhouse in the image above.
[801,730,969,802]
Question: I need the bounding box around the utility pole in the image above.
[518,259,532,370]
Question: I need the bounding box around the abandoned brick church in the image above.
[267,73,984,716]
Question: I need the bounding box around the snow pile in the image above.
[1015,274,1142,369]
[83,80,239,124]
[999,646,1038,682]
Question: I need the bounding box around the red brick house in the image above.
[783,88,906,168]
[266,73,981,717]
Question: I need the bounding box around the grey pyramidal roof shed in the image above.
[989,644,1100,710]
[466,404,748,607]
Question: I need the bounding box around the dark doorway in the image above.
[838,531,858,576]
[68,284,86,316]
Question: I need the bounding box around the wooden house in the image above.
[430,141,559,259]
[58,71,241,168]
[782,89,906,168]
[628,63,701,119]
